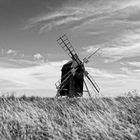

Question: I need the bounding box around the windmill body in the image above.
[60,60,84,98]
[55,34,100,98]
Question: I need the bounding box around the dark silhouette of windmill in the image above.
[55,34,100,98]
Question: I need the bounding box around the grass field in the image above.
[0,92,140,140]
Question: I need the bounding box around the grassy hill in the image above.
[0,94,140,140]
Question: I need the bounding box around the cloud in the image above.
[127,61,140,67]
[7,58,41,68]
[109,0,140,23]
[86,67,127,79]
[0,57,139,97]
[120,66,140,78]
[7,49,16,54]
[0,57,42,68]
[33,53,49,64]
[84,29,140,63]
[7,49,19,56]
[84,66,140,97]
[120,67,131,75]
[33,53,43,60]
[0,60,67,91]
[0,48,27,59]
[25,8,87,32]
[0,56,129,97]
[0,47,49,65]
[24,0,140,33]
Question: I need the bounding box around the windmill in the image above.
[55,34,100,98]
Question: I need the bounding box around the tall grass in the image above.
[0,93,140,140]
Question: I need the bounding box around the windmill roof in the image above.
[61,60,73,70]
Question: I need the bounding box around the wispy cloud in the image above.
[86,67,127,79]
[85,66,140,97]
[85,29,140,63]
[0,60,67,91]
[24,0,140,33]
[33,53,45,63]
[24,9,84,32]
[0,48,48,65]
[0,48,24,58]
[0,57,139,97]
[0,56,131,97]
[7,49,19,56]
[127,61,140,67]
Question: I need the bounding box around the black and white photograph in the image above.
[0,0,140,139]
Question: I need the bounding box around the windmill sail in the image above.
[84,71,100,93]
[83,79,92,97]
[57,34,81,64]
[55,70,73,91]
[55,73,73,97]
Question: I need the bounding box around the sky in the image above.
[0,0,140,97]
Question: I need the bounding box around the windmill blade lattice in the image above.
[55,70,72,90]
[57,34,81,64]
[56,74,73,97]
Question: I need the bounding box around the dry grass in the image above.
[0,92,140,140]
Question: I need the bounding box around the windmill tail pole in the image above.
[83,48,100,64]
[87,48,100,60]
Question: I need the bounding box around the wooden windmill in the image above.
[55,34,100,98]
